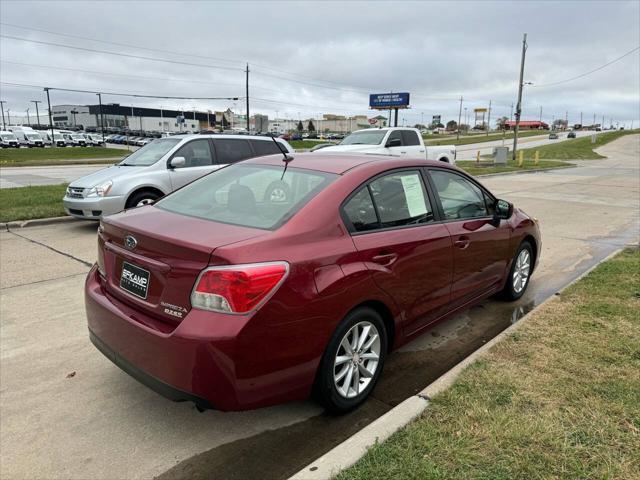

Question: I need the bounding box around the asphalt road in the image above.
[1,134,638,480]
[0,130,605,188]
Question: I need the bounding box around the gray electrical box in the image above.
[494,146,509,165]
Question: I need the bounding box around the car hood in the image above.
[68,164,148,188]
[314,144,384,153]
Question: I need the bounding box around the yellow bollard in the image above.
[534,150,539,165]
[518,150,524,167]
[476,150,480,164]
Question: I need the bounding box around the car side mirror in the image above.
[491,199,513,226]
[385,138,402,148]
[169,156,186,169]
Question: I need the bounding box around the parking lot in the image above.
[1,134,638,479]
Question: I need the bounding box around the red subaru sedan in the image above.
[86,154,540,412]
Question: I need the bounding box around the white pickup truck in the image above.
[316,127,456,164]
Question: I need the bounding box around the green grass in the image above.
[425,129,544,146]
[504,129,640,161]
[0,184,68,222]
[338,248,640,480]
[458,159,572,176]
[290,140,336,150]
[0,147,125,167]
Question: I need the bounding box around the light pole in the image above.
[70,109,78,128]
[0,101,6,129]
[421,112,424,128]
[160,105,164,132]
[26,108,30,126]
[7,109,11,125]
[31,100,42,126]
[96,93,105,142]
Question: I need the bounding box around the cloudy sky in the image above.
[1,0,639,127]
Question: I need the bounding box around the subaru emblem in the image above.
[124,235,137,250]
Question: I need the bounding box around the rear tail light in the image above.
[191,262,289,314]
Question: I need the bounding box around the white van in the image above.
[7,126,45,148]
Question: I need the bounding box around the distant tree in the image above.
[446,120,457,131]
[434,122,444,128]
[307,120,316,132]
[553,119,568,129]
[297,121,304,132]
[459,123,470,132]
[496,116,509,129]
[414,123,426,130]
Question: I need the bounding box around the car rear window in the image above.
[156,164,337,230]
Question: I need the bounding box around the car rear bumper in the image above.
[84,265,296,411]
[63,195,124,219]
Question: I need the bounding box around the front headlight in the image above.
[86,180,113,198]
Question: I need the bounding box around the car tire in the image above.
[126,190,161,209]
[501,240,533,301]
[315,307,387,413]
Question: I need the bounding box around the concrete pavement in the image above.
[0,134,638,480]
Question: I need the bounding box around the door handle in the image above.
[454,236,470,249]
[371,253,398,267]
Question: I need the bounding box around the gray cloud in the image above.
[1,0,638,127]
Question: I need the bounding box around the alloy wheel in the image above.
[333,321,381,399]
[513,249,531,293]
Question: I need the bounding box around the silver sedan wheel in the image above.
[513,249,531,293]
[333,321,381,399]
[136,198,155,207]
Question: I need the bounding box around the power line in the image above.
[0,59,283,94]
[0,21,246,68]
[0,35,245,72]
[0,81,240,100]
[533,46,640,87]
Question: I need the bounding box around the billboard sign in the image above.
[369,92,410,110]
[368,118,378,125]
[432,115,441,125]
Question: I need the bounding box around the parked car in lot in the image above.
[567,131,576,138]
[87,134,106,146]
[548,132,559,139]
[65,133,88,146]
[318,127,457,164]
[63,134,294,220]
[85,153,541,412]
[52,132,67,147]
[0,131,20,148]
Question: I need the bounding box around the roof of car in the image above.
[243,152,457,175]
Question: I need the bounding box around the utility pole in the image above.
[602,115,604,129]
[31,100,42,126]
[539,106,542,123]
[26,108,30,126]
[510,102,514,122]
[580,111,583,126]
[593,113,596,128]
[486,100,492,136]
[245,63,250,132]
[565,110,568,125]
[512,33,528,160]
[456,96,463,140]
[0,101,5,130]
[44,88,55,147]
[96,93,105,142]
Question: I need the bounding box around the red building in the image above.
[504,120,549,130]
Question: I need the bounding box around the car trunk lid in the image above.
[99,206,267,325]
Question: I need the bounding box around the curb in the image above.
[474,164,575,178]
[289,245,633,480]
[1,216,77,230]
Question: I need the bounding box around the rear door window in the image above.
[250,139,284,156]
[401,130,421,146]
[343,170,435,231]
[213,139,253,164]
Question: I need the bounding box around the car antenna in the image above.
[270,135,294,180]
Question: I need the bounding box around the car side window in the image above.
[386,130,403,146]
[401,130,421,146]
[250,140,284,156]
[343,187,378,232]
[430,170,489,220]
[214,139,254,164]
[172,139,214,168]
[343,170,435,232]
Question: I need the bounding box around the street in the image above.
[1,134,638,480]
